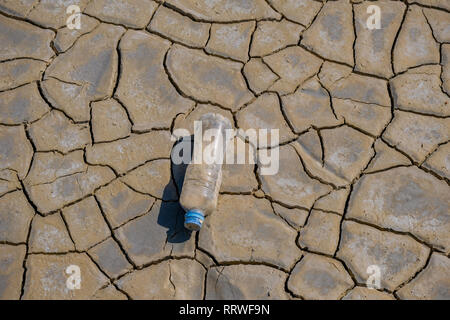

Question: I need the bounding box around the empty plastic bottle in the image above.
[180,113,232,231]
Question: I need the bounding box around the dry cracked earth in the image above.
[0,0,449,300]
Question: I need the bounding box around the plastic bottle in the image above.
[180,113,232,231]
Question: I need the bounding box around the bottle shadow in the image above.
[156,135,193,244]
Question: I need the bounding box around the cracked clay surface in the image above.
[0,0,449,300]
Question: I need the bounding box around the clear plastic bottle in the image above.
[180,113,232,231]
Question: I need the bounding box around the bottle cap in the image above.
[184,210,204,231]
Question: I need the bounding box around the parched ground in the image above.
[0,0,449,300]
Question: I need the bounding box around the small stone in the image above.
[422,8,450,43]
[342,286,395,300]
[347,166,450,253]
[116,259,205,299]
[443,44,450,95]
[165,0,281,21]
[45,24,125,114]
[269,0,322,26]
[206,22,255,62]
[259,144,332,208]
[166,44,253,111]
[26,0,90,29]
[423,142,450,180]
[272,203,309,230]
[383,110,450,163]
[337,221,429,291]
[88,238,132,279]
[40,78,91,122]
[364,139,410,173]
[301,0,354,66]
[121,159,178,200]
[0,14,54,61]
[287,253,354,300]
[333,99,391,136]
[86,131,173,174]
[390,65,450,117]
[199,195,302,270]
[148,6,210,48]
[0,244,26,300]
[393,6,440,74]
[96,180,155,229]
[26,166,115,214]
[22,253,109,299]
[236,93,295,147]
[0,191,34,243]
[298,210,341,255]
[263,46,323,94]
[0,125,33,179]
[114,201,194,267]
[221,136,258,194]
[321,126,374,183]
[206,265,289,299]
[62,197,111,251]
[281,78,342,133]
[28,111,91,153]
[0,59,46,91]
[85,0,158,28]
[0,169,20,197]
[29,213,74,253]
[354,1,406,78]
[397,252,450,300]
[253,189,265,198]
[319,62,391,107]
[24,150,87,186]
[250,20,304,57]
[53,14,100,53]
[116,31,194,131]
[243,58,278,94]
[314,188,350,215]
[91,99,131,143]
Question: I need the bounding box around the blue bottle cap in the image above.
[184,210,204,231]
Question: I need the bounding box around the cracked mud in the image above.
[0,0,449,300]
